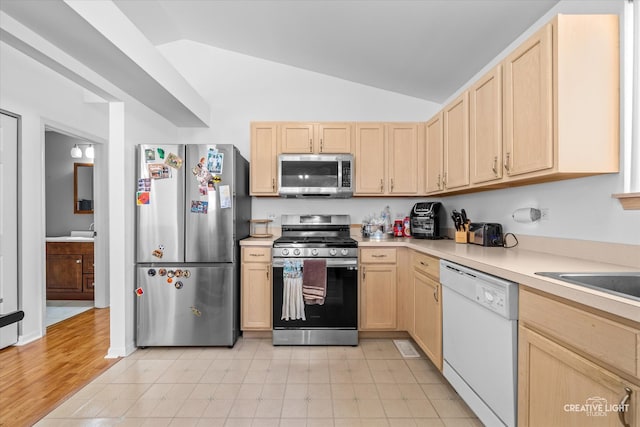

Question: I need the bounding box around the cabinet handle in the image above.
[492,156,498,175]
[504,152,511,172]
[371,254,387,258]
[442,173,447,189]
[320,138,323,152]
[76,259,82,264]
[309,138,313,153]
[272,178,275,191]
[266,268,270,280]
[380,179,384,192]
[433,285,439,302]
[390,178,394,192]
[436,174,441,190]
[619,387,632,427]
[249,253,265,257]
[420,261,428,266]
[362,266,366,281]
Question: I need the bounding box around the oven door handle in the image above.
[272,258,358,268]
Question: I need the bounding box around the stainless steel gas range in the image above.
[272,214,358,346]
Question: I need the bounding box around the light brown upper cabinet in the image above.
[355,123,422,196]
[502,14,619,181]
[250,122,278,195]
[387,123,422,195]
[443,93,470,191]
[280,122,352,154]
[470,66,503,184]
[425,113,444,194]
[355,123,386,194]
[503,23,553,177]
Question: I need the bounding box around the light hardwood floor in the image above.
[0,308,117,427]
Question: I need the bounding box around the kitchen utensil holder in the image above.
[455,231,468,243]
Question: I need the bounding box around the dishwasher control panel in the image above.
[475,285,508,317]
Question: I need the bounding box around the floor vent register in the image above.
[393,339,421,358]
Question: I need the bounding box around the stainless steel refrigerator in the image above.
[135,144,250,347]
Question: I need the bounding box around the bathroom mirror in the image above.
[74,163,94,214]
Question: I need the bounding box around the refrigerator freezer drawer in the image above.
[136,265,238,346]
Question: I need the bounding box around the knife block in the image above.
[455,223,469,243]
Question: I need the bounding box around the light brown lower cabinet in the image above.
[412,270,442,370]
[409,250,442,370]
[359,248,397,330]
[241,247,272,330]
[519,325,638,427]
[518,287,639,427]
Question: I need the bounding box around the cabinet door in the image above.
[470,66,503,184]
[241,263,272,330]
[355,123,386,194]
[360,264,397,330]
[519,326,638,427]
[250,123,278,195]
[443,93,470,190]
[83,275,95,292]
[317,123,352,153]
[387,123,420,194]
[280,123,315,153]
[425,113,444,194]
[46,254,83,293]
[413,270,442,370]
[503,23,553,176]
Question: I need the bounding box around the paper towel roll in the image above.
[512,208,541,223]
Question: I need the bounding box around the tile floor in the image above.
[36,338,482,426]
[46,300,94,327]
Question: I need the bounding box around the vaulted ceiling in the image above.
[113,0,559,103]
[1,0,561,126]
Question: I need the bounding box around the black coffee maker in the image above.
[410,202,442,239]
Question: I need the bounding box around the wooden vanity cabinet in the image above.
[46,242,94,300]
[241,247,272,330]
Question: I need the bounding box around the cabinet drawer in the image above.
[242,247,271,263]
[412,251,439,279]
[360,248,397,263]
[520,288,640,378]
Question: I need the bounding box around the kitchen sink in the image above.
[535,272,640,302]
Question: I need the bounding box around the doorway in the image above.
[43,126,107,328]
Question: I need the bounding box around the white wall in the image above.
[0,42,108,343]
[439,0,639,246]
[44,131,94,236]
[0,40,181,350]
[158,41,442,225]
[161,0,639,246]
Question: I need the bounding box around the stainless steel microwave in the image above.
[278,154,353,198]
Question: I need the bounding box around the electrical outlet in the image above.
[540,208,550,220]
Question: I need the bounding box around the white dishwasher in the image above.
[440,260,518,427]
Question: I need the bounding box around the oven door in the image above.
[272,258,358,329]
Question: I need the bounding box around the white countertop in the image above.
[240,234,640,323]
[46,236,94,242]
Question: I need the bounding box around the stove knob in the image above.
[293,249,301,256]
[341,249,349,256]
[281,248,289,256]
[329,248,338,256]
[311,249,319,256]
